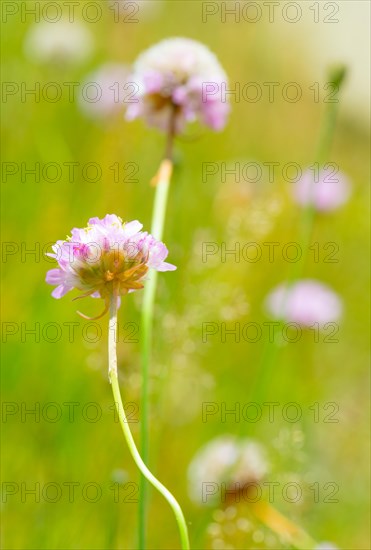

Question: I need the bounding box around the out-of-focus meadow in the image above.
[1,1,370,549]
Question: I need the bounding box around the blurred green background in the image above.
[1,1,370,549]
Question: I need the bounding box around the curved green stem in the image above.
[108,296,190,550]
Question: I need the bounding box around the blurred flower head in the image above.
[24,20,94,66]
[46,214,176,317]
[315,543,339,550]
[294,167,351,212]
[265,279,342,327]
[188,435,269,505]
[78,63,130,119]
[126,37,230,133]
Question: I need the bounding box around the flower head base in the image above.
[188,435,269,505]
[46,214,176,318]
[293,167,351,212]
[126,37,230,133]
[265,279,342,327]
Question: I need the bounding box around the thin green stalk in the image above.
[138,165,172,547]
[314,66,346,167]
[108,295,190,550]
[138,107,177,549]
[249,66,346,406]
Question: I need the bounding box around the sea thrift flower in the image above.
[126,37,230,133]
[315,543,339,550]
[24,20,94,66]
[45,214,175,317]
[265,279,342,327]
[79,63,130,119]
[293,167,351,211]
[188,435,269,504]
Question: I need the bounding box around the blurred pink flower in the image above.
[79,63,130,119]
[188,435,269,505]
[126,37,230,133]
[294,167,351,211]
[315,544,339,550]
[265,279,342,327]
[46,214,175,317]
[24,20,94,66]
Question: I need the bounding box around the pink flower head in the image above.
[46,214,176,318]
[126,37,230,133]
[294,167,351,212]
[79,63,130,119]
[265,279,342,327]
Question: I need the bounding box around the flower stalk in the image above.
[249,66,346,404]
[139,158,173,547]
[250,501,317,549]
[293,65,346,282]
[108,295,190,550]
[138,105,177,548]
